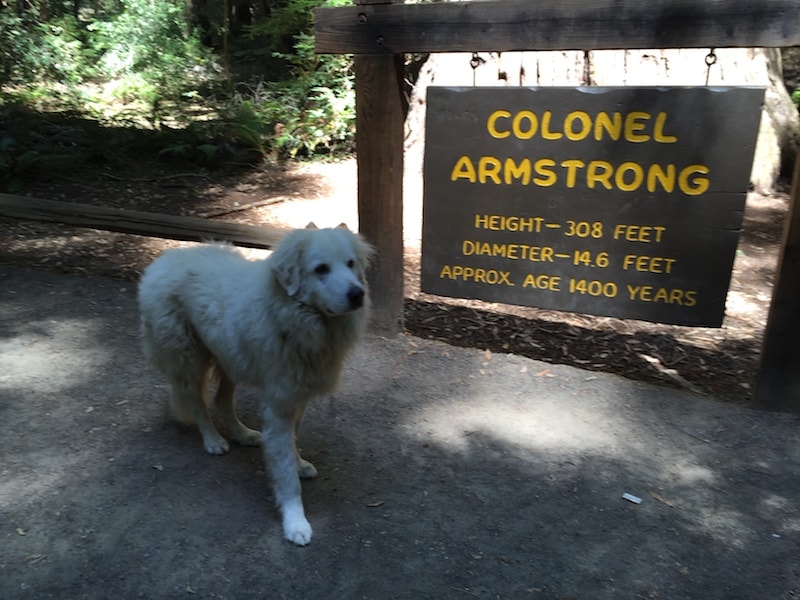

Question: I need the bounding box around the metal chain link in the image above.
[705,48,718,85]
[470,52,486,86]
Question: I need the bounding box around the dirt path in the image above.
[2,266,800,599]
[0,268,800,600]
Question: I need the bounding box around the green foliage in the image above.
[0,0,357,178]
[0,13,86,85]
[88,0,218,95]
[225,29,355,158]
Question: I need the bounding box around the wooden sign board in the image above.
[421,87,763,327]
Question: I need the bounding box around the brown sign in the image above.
[421,86,764,327]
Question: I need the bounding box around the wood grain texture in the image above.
[756,155,800,411]
[316,0,800,54]
[353,0,406,334]
[0,194,285,250]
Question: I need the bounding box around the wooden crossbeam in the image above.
[315,0,800,54]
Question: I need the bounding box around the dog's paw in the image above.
[283,516,313,546]
[232,426,262,447]
[297,458,318,480]
[203,436,230,455]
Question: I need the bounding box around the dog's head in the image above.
[270,226,374,316]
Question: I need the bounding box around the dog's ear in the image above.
[273,260,301,296]
[336,222,350,231]
[305,222,318,230]
[271,232,306,296]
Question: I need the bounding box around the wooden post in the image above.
[353,0,405,334]
[755,154,800,411]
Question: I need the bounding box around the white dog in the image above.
[137,226,373,545]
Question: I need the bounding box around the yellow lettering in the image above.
[587,160,614,190]
[560,159,585,188]
[522,274,561,291]
[474,215,543,232]
[615,162,645,192]
[454,155,709,195]
[484,110,677,144]
[512,110,538,140]
[647,164,676,193]
[653,112,678,143]
[487,110,511,139]
[504,158,531,185]
[533,158,557,186]
[451,156,476,183]
[541,111,563,140]
[564,111,592,141]
[536,247,554,262]
[627,285,698,305]
[614,224,667,242]
[478,156,502,184]
[621,255,678,274]
[624,111,651,142]
[678,164,710,195]
[594,112,623,141]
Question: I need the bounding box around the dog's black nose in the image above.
[347,286,365,309]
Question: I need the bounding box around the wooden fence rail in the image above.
[0,194,285,250]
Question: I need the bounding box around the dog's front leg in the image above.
[261,404,312,546]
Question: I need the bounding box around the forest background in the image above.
[2,0,800,190]
[0,0,384,188]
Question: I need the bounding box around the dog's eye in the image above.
[347,259,355,269]
[314,264,330,276]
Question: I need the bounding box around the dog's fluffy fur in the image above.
[137,226,372,545]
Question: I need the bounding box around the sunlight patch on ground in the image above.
[725,289,771,320]
[0,318,110,392]
[666,457,720,487]
[0,452,79,506]
[402,400,620,455]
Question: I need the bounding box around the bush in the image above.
[0,13,86,85]
[0,0,357,167]
[224,30,354,158]
[88,0,220,101]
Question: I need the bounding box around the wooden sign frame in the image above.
[315,0,800,410]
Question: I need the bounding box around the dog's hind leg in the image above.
[166,353,231,455]
[293,408,318,480]
[261,403,312,546]
[214,369,261,447]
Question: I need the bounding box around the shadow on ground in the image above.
[1,267,799,599]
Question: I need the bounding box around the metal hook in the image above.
[704,48,718,85]
[470,52,486,86]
